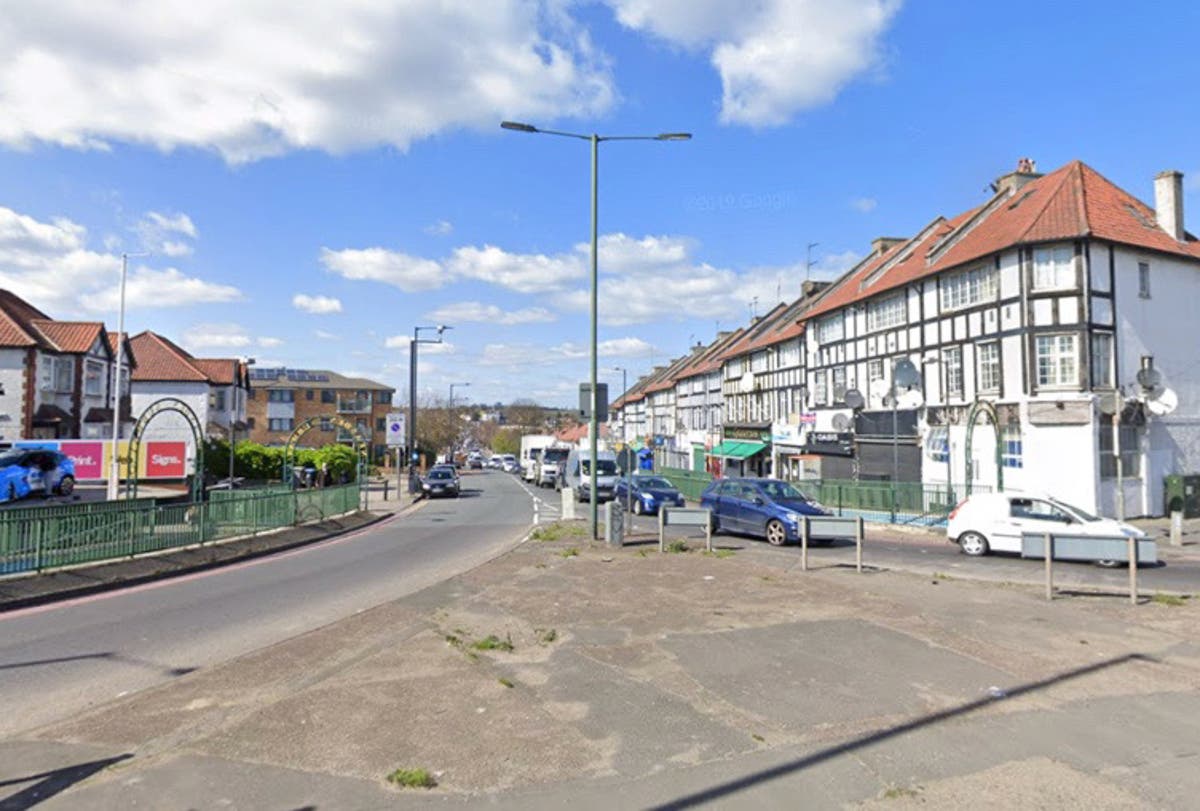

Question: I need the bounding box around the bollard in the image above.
[800,517,809,571]
[1170,511,1183,547]
[1128,535,1138,606]
[382,479,390,502]
[1044,532,1054,601]
[855,516,864,573]
[658,508,665,553]
[533,498,540,526]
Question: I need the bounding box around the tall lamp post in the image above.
[448,382,469,461]
[408,325,451,492]
[612,366,632,514]
[501,120,690,538]
[449,382,470,408]
[108,251,147,501]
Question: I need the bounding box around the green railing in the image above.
[0,484,362,578]
[657,467,985,526]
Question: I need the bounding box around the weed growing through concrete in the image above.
[666,540,689,554]
[751,733,765,742]
[473,634,514,652]
[537,628,558,644]
[1152,592,1188,607]
[881,785,919,800]
[932,572,953,581]
[531,522,590,542]
[387,767,437,789]
[560,547,579,558]
[635,549,650,558]
[444,634,463,648]
[498,677,514,688]
[703,549,735,558]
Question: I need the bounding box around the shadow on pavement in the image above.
[648,652,1154,811]
[0,754,131,810]
[0,652,196,678]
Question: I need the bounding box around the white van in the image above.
[559,449,620,502]
[536,445,570,488]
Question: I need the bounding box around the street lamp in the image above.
[408,325,451,492]
[108,251,147,501]
[449,382,470,408]
[229,357,255,487]
[502,120,690,538]
[611,366,632,513]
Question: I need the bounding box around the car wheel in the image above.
[709,514,721,535]
[57,475,75,496]
[958,531,990,557]
[633,499,644,515]
[765,519,787,546]
[1095,559,1122,569]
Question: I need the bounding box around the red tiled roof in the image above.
[129,331,208,382]
[0,290,51,348]
[29,320,104,354]
[192,358,239,385]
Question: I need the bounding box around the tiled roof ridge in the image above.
[1011,161,1083,246]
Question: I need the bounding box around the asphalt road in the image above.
[0,470,533,738]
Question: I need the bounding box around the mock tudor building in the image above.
[611,159,1200,517]
[245,368,394,462]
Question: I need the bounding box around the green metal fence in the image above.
[657,467,986,527]
[0,484,362,578]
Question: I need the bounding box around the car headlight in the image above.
[642,493,655,504]
[784,512,801,524]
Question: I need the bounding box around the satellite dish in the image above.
[1097,391,1122,416]
[843,388,865,410]
[898,389,924,409]
[1146,387,1178,416]
[1136,366,1162,390]
[893,358,921,389]
[832,413,851,431]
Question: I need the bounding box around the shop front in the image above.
[708,422,771,477]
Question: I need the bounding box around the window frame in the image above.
[977,341,1000,393]
[1090,332,1114,388]
[1138,261,1151,299]
[1035,333,1080,389]
[1032,245,1076,291]
[939,263,998,312]
[866,294,906,332]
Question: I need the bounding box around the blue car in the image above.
[0,449,77,503]
[699,477,830,546]
[613,474,686,515]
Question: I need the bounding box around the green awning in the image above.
[708,440,767,460]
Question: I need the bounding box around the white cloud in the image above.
[292,293,343,314]
[320,247,444,292]
[0,1,615,163]
[314,330,341,340]
[423,219,454,237]
[851,197,877,213]
[135,211,198,256]
[426,300,556,325]
[181,323,254,350]
[0,205,242,313]
[480,336,654,367]
[447,244,584,294]
[608,0,900,126]
[257,336,284,348]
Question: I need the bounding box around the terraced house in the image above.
[611,159,1200,517]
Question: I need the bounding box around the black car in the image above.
[422,467,460,498]
[612,474,686,515]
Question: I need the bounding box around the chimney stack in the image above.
[1154,170,1185,241]
[870,236,906,256]
[993,157,1042,196]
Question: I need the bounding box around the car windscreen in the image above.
[636,477,672,489]
[581,460,618,475]
[0,451,24,467]
[759,480,808,501]
[1050,499,1100,522]
[542,448,569,462]
[428,470,454,480]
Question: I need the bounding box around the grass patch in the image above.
[498,677,514,688]
[635,549,650,558]
[559,547,580,558]
[537,628,558,645]
[1152,592,1188,607]
[666,540,689,554]
[881,785,919,800]
[444,634,463,648]
[386,767,437,789]
[530,522,590,542]
[472,634,514,652]
[932,572,954,581]
[751,733,765,742]
[703,549,735,559]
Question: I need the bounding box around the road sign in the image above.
[386,411,406,447]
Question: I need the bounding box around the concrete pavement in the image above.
[2,492,1197,809]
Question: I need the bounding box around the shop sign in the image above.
[145,441,187,477]
[60,440,104,479]
[724,425,769,441]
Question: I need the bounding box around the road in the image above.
[0,470,533,738]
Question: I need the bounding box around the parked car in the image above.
[0,449,76,503]
[421,467,460,498]
[536,446,570,488]
[430,464,460,485]
[613,474,686,515]
[500,454,519,474]
[699,477,829,546]
[947,492,1148,565]
[559,449,619,502]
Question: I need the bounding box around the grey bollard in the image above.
[561,487,577,521]
[604,500,625,547]
[1170,511,1183,547]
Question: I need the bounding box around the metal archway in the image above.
[125,397,205,501]
[963,398,1004,496]
[283,415,369,508]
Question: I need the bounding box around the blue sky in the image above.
[0,1,1196,407]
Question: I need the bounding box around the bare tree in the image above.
[506,398,546,431]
